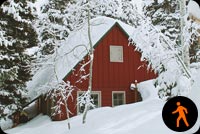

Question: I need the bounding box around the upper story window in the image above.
[110,45,123,62]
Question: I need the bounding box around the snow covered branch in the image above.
[129,1,200,99]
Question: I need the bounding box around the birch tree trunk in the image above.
[180,0,190,68]
[82,1,94,124]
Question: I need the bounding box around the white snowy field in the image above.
[4,66,200,134]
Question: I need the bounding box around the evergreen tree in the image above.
[120,0,140,26]
[145,0,181,45]
[0,0,38,120]
[35,0,71,57]
[143,0,200,99]
[144,0,180,99]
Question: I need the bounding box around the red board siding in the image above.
[53,24,156,120]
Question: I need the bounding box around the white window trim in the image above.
[112,91,126,107]
[77,91,102,114]
[110,45,124,63]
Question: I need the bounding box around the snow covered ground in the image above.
[5,66,200,134]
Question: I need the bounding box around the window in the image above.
[77,91,101,114]
[112,91,126,107]
[110,45,123,62]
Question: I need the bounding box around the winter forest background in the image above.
[0,0,200,130]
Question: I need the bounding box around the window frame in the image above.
[77,91,102,114]
[109,45,124,63]
[112,91,126,107]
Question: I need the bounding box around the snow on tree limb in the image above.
[130,1,200,99]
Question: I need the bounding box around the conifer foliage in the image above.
[145,0,181,46]
[133,0,200,100]
[35,0,70,58]
[0,0,38,119]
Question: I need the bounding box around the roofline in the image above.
[23,95,41,108]
[63,21,130,81]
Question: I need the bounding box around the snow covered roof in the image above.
[27,16,134,99]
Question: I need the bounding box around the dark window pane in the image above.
[114,94,117,99]
[113,93,124,106]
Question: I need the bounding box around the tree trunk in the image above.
[180,0,190,68]
[64,100,71,129]
[82,1,94,124]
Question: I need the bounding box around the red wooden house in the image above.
[28,17,156,121]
